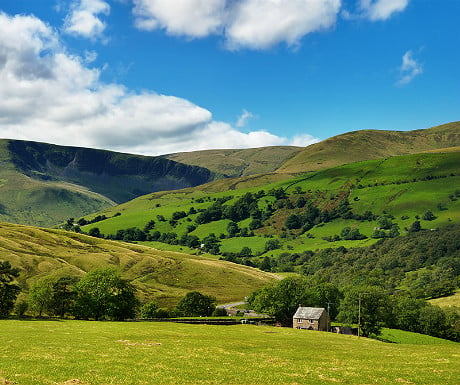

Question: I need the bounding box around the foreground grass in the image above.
[0,320,459,385]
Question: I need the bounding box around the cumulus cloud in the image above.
[397,50,422,85]
[358,0,409,21]
[132,0,226,37]
[290,133,320,147]
[63,0,110,40]
[225,0,341,50]
[0,12,312,156]
[132,0,341,50]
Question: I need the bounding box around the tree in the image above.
[249,218,262,230]
[390,294,425,332]
[140,302,159,318]
[264,239,281,252]
[307,282,342,320]
[239,246,253,258]
[422,210,436,221]
[202,233,221,254]
[50,276,79,317]
[408,220,421,233]
[29,276,55,317]
[227,221,240,237]
[175,291,216,317]
[337,286,391,337]
[73,268,138,321]
[377,216,393,230]
[418,304,447,338]
[212,307,228,317]
[248,277,309,326]
[285,214,301,230]
[143,220,156,232]
[88,227,102,238]
[341,227,367,240]
[0,261,20,318]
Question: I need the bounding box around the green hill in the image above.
[0,222,277,307]
[164,146,301,177]
[1,121,458,227]
[0,139,217,226]
[78,151,460,255]
[277,121,460,173]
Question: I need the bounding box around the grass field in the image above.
[0,320,458,385]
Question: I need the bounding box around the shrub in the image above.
[140,302,159,319]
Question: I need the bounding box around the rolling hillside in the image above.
[0,139,217,226]
[0,222,277,307]
[277,121,460,173]
[1,121,458,227]
[78,151,460,263]
[164,146,301,178]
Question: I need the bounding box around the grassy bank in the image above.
[0,320,458,385]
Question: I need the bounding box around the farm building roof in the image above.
[293,307,326,320]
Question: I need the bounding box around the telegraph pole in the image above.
[358,292,370,338]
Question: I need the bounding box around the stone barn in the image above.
[293,307,330,331]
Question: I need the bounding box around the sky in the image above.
[0,0,458,156]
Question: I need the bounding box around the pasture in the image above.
[0,320,458,385]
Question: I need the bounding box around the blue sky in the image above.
[0,0,458,155]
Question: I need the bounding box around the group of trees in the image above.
[248,277,460,340]
[239,225,460,301]
[1,262,224,322]
[0,267,138,321]
[139,291,225,319]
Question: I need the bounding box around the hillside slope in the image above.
[0,222,277,307]
[165,146,301,178]
[0,140,217,226]
[78,151,460,260]
[277,121,460,173]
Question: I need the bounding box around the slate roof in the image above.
[293,307,326,320]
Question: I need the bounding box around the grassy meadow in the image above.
[0,320,459,385]
[80,152,460,258]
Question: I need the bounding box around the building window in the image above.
[309,319,314,324]
[297,319,302,323]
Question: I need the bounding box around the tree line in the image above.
[0,264,225,320]
[248,276,460,341]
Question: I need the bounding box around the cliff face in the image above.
[7,140,216,203]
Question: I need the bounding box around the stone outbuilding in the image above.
[293,306,330,331]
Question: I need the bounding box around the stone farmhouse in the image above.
[293,306,330,331]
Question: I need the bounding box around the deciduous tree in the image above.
[175,291,216,317]
[73,268,138,321]
[0,261,20,318]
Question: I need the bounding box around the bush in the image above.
[422,210,436,221]
[212,307,228,317]
[140,302,159,318]
[175,291,217,317]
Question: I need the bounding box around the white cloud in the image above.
[63,0,110,40]
[236,109,255,128]
[225,0,341,50]
[397,50,422,85]
[132,0,226,37]
[290,134,320,147]
[0,12,315,156]
[358,0,409,21]
[132,0,341,50]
